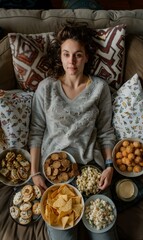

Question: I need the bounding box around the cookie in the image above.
[20,209,32,219]
[32,202,41,215]
[13,191,23,205]
[19,216,31,225]
[19,201,32,211]
[33,185,41,199]
[10,206,20,219]
[21,185,33,197]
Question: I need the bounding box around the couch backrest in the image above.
[0,9,143,35]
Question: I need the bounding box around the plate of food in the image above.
[43,151,79,184]
[112,138,143,177]
[82,194,117,233]
[75,165,102,197]
[0,148,31,186]
[9,183,42,225]
[40,183,84,230]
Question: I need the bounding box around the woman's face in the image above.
[60,39,88,76]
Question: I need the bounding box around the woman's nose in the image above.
[69,55,76,63]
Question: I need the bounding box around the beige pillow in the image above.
[0,36,16,90]
[124,36,143,84]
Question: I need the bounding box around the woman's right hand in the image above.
[32,175,47,194]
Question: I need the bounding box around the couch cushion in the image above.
[0,90,33,153]
[124,36,143,84]
[8,33,54,91]
[0,36,16,90]
[112,73,143,141]
[91,24,126,90]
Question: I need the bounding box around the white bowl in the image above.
[82,194,117,233]
[112,138,143,177]
[40,183,84,230]
[43,151,77,184]
[0,148,31,187]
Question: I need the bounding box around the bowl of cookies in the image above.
[43,151,79,184]
[0,148,31,186]
[112,138,143,177]
[9,183,41,225]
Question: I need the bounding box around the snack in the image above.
[44,151,79,183]
[10,184,41,225]
[76,165,101,196]
[41,184,84,229]
[114,140,143,173]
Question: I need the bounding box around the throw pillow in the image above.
[0,36,16,90]
[91,24,126,90]
[8,32,54,91]
[0,89,33,153]
[112,73,143,141]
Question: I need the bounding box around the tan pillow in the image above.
[0,36,16,90]
[124,36,143,83]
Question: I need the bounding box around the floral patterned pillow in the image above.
[0,90,33,153]
[112,73,143,141]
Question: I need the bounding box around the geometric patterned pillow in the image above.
[8,32,54,91]
[112,73,143,141]
[0,89,33,153]
[90,25,126,91]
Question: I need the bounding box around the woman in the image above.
[29,22,118,240]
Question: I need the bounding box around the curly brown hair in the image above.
[46,21,97,78]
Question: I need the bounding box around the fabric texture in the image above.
[62,0,102,9]
[112,73,143,141]
[29,76,115,169]
[0,90,33,153]
[91,24,126,90]
[0,36,16,90]
[8,33,54,91]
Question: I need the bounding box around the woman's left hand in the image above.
[98,167,114,190]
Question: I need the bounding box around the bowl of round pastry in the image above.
[112,138,143,177]
[43,151,79,184]
[9,183,42,225]
[0,148,31,186]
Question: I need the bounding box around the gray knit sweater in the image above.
[28,76,115,168]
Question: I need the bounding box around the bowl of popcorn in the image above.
[75,165,102,197]
[40,183,84,230]
[43,151,79,184]
[82,194,117,233]
[0,148,31,186]
[112,138,143,177]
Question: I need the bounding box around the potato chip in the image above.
[53,196,66,208]
[59,198,72,213]
[61,216,69,228]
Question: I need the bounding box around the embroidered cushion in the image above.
[0,90,33,153]
[8,32,54,91]
[112,73,143,141]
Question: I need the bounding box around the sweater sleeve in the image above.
[96,82,116,149]
[28,80,46,148]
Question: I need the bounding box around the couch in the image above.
[0,8,143,240]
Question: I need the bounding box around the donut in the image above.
[19,216,31,225]
[21,185,33,197]
[10,206,20,219]
[19,201,32,211]
[20,209,32,219]
[32,202,41,215]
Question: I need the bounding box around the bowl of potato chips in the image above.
[40,183,84,230]
[0,148,31,186]
[112,138,143,177]
[43,151,79,184]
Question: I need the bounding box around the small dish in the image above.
[115,179,138,201]
[82,194,117,233]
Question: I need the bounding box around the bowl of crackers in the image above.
[9,183,42,225]
[40,183,84,230]
[112,138,143,177]
[0,148,31,186]
[43,151,79,184]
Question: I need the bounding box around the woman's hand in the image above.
[32,175,47,194]
[98,167,114,190]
